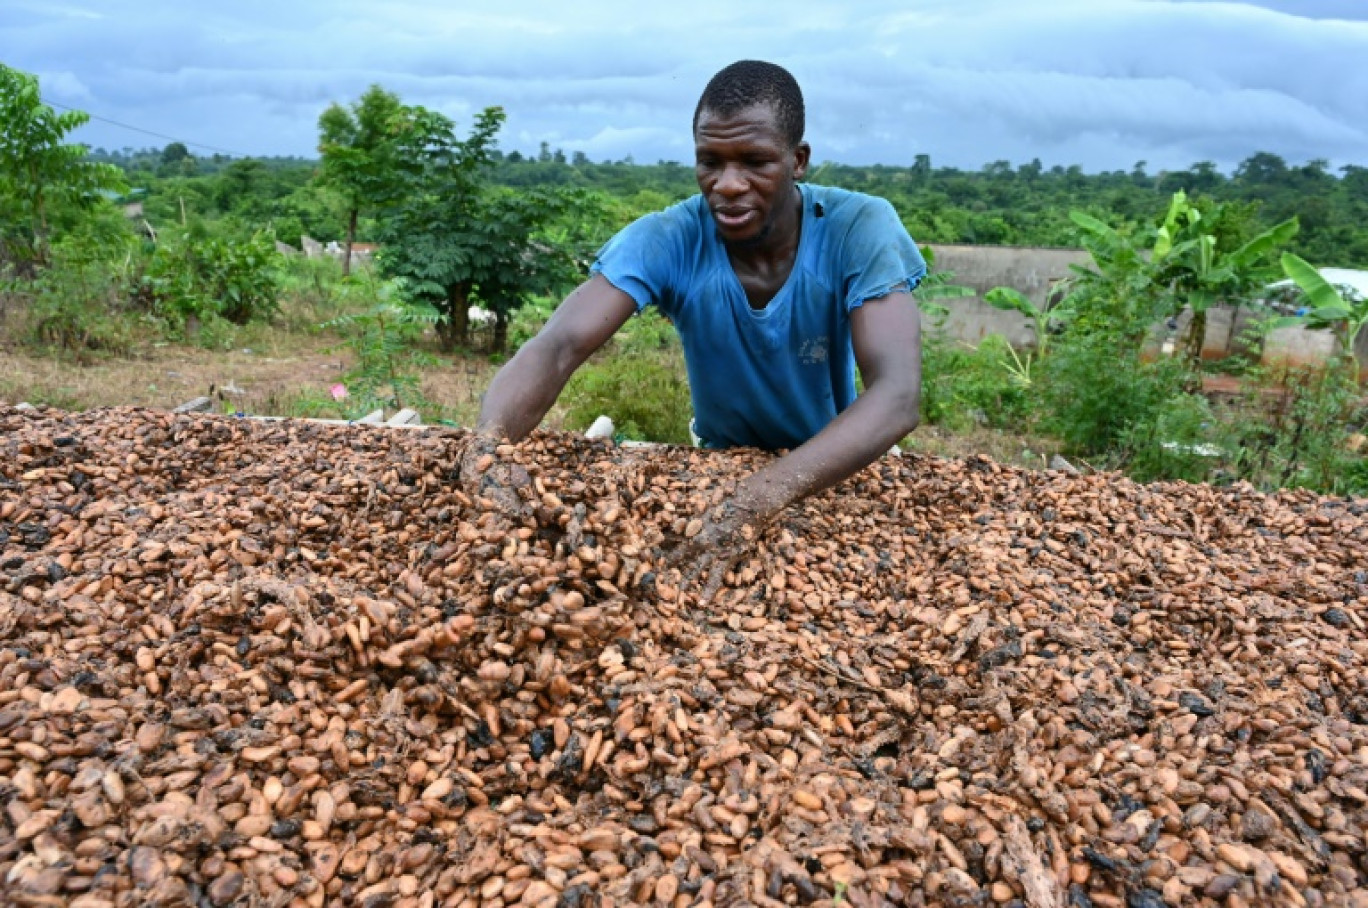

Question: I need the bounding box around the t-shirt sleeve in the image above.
[588,211,682,315]
[840,198,927,312]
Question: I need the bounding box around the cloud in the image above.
[3,0,1366,172]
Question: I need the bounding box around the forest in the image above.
[84,140,1368,269]
[3,66,1367,495]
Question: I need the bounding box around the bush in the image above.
[1119,391,1218,484]
[15,219,142,357]
[1217,362,1368,494]
[22,261,139,357]
[1036,334,1191,458]
[920,333,1031,431]
[562,309,691,443]
[129,228,282,336]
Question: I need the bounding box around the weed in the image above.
[562,309,691,443]
[323,275,439,417]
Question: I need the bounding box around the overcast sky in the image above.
[5,0,1367,173]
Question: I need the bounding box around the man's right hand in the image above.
[460,434,533,521]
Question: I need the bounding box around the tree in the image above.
[161,142,189,166]
[0,64,125,267]
[376,106,579,352]
[316,85,412,275]
[1149,192,1298,361]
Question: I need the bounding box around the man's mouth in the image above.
[713,208,757,230]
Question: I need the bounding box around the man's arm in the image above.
[674,290,921,599]
[476,274,638,441]
[735,289,922,516]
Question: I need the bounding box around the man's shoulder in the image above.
[807,184,895,219]
[630,194,709,239]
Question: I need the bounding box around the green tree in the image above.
[376,106,579,352]
[316,85,411,275]
[0,64,125,267]
[1149,192,1298,362]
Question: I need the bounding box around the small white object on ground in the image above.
[1049,454,1080,474]
[585,415,615,439]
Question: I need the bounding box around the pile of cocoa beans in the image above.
[1,404,1366,908]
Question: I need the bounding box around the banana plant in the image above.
[1272,253,1368,364]
[981,287,1076,389]
[1150,192,1299,362]
[912,245,974,321]
[983,286,1076,357]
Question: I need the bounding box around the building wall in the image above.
[927,243,1363,375]
[926,244,1090,349]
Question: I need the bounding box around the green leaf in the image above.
[1069,210,1116,239]
[984,286,1040,319]
[1281,253,1347,313]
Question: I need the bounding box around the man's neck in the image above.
[725,186,803,271]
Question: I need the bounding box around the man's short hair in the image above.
[693,60,805,148]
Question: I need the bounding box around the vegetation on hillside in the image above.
[2,64,1366,494]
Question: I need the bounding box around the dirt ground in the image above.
[0,338,501,427]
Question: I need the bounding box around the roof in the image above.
[1268,267,1368,301]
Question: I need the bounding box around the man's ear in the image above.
[792,141,811,181]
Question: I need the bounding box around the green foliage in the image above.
[1275,253,1368,357]
[129,228,282,335]
[0,65,126,267]
[9,205,141,357]
[1032,205,1196,456]
[274,254,348,327]
[1218,362,1368,494]
[1118,392,1218,484]
[20,258,138,357]
[1037,333,1191,459]
[316,85,416,272]
[323,276,439,415]
[562,309,691,444]
[920,334,1031,431]
[1148,192,1298,361]
[912,246,974,321]
[375,104,581,352]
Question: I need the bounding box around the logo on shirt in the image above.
[799,336,829,365]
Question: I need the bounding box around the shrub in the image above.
[16,219,142,357]
[22,260,139,357]
[1217,362,1367,494]
[562,309,691,444]
[129,228,282,335]
[920,333,1031,432]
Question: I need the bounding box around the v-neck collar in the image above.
[718,184,812,319]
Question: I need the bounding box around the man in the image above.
[465,60,925,596]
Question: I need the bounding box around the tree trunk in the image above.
[437,285,471,352]
[1184,308,1207,365]
[493,310,509,354]
[343,208,358,277]
[33,183,49,267]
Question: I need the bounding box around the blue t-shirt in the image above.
[590,183,925,450]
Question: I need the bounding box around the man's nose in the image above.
[714,163,748,195]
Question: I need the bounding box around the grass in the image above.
[0,280,1070,469]
[903,424,1065,470]
[0,281,501,426]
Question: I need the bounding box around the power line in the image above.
[44,98,251,158]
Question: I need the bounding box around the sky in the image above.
[5,0,1368,174]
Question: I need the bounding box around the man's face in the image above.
[694,103,810,247]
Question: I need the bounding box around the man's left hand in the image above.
[666,482,786,605]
